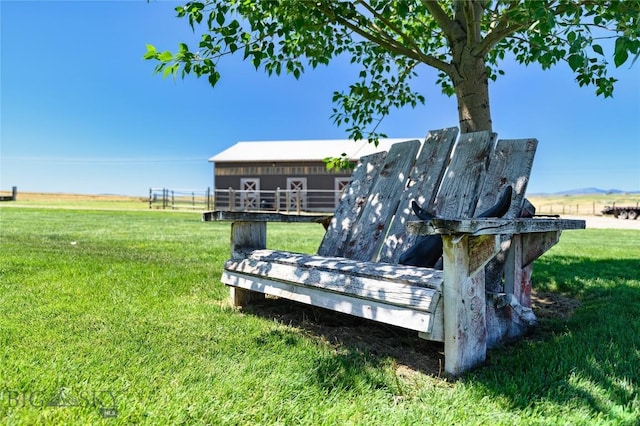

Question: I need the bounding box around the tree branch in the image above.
[318,3,453,74]
[476,21,527,57]
[469,1,485,46]
[422,0,462,42]
[475,2,529,57]
[355,0,428,59]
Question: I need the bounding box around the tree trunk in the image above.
[452,53,493,134]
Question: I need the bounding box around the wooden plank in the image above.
[407,218,586,236]
[230,287,265,306]
[229,221,266,305]
[468,234,500,274]
[379,127,459,264]
[442,234,487,376]
[222,271,435,333]
[521,231,562,267]
[242,250,443,289]
[433,131,495,218]
[226,260,439,312]
[203,210,331,223]
[317,151,387,257]
[230,221,266,259]
[475,138,538,218]
[224,250,442,312]
[475,138,538,293]
[503,235,533,306]
[343,140,422,261]
[419,297,444,342]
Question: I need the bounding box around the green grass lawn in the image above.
[1,207,639,424]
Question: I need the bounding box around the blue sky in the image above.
[1,1,639,196]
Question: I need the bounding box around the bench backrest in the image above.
[317,128,538,264]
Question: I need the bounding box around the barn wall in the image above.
[213,161,353,210]
[214,161,352,190]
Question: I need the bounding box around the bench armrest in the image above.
[203,210,331,224]
[407,217,586,236]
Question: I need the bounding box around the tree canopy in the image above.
[146,0,640,141]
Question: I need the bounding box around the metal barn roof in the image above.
[208,138,422,163]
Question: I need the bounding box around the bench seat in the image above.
[223,249,443,335]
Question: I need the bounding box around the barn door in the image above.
[240,178,260,211]
[287,177,307,211]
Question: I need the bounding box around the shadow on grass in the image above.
[475,256,640,419]
[238,255,639,408]
[244,298,446,378]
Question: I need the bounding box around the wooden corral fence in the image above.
[531,197,640,217]
[0,186,18,202]
[149,187,212,210]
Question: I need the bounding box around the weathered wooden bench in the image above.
[203,128,585,375]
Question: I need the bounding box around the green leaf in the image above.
[592,44,604,55]
[567,54,583,71]
[162,64,176,78]
[614,38,629,67]
[614,50,629,67]
[158,51,173,62]
[208,71,220,87]
[252,55,261,69]
[143,44,157,60]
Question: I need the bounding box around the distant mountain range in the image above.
[531,187,640,196]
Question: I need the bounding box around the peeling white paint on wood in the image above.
[407,218,585,236]
[225,249,442,312]
[342,140,422,261]
[442,235,488,375]
[318,151,387,257]
[379,127,459,264]
[223,271,437,333]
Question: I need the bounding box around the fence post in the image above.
[296,190,301,214]
[11,186,17,201]
[285,191,291,213]
[229,188,234,211]
[276,188,281,213]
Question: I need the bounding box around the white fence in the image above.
[213,188,342,214]
[149,188,212,210]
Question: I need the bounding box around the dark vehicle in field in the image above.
[601,205,640,220]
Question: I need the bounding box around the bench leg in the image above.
[504,234,532,307]
[229,221,266,307]
[442,235,496,376]
[230,287,265,307]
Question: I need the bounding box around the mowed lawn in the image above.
[1,207,639,424]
